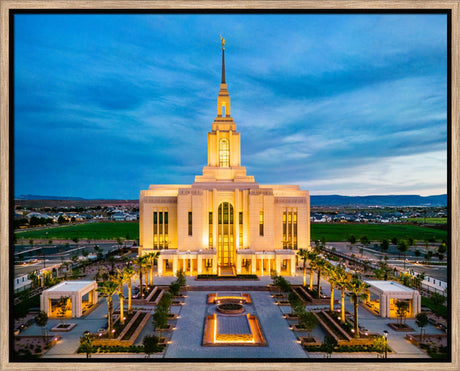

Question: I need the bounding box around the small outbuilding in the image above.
[364,280,421,319]
[40,281,98,319]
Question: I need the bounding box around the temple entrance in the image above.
[217,202,235,272]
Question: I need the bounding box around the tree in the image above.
[58,215,67,224]
[430,292,445,306]
[397,241,408,260]
[347,277,369,338]
[72,237,79,244]
[288,291,302,315]
[380,239,389,253]
[373,336,387,358]
[307,252,318,291]
[135,256,148,297]
[96,280,119,338]
[35,311,48,340]
[325,263,341,312]
[335,268,351,324]
[146,252,160,286]
[297,249,310,287]
[425,250,434,262]
[414,249,421,258]
[143,335,159,358]
[152,308,169,340]
[321,335,337,358]
[115,269,128,325]
[347,235,356,250]
[395,300,410,325]
[359,235,369,247]
[415,312,429,343]
[169,281,180,297]
[175,269,186,288]
[315,257,328,298]
[57,296,70,324]
[391,237,398,246]
[408,237,414,248]
[298,311,317,338]
[79,333,94,358]
[123,266,136,312]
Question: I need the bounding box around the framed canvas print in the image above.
[1,1,458,370]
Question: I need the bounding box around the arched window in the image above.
[219,138,229,167]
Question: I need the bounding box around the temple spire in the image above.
[220,35,226,83]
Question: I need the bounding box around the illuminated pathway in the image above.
[164,291,306,359]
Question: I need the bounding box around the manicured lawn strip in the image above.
[421,297,448,319]
[406,217,447,224]
[16,222,139,240]
[311,223,446,242]
[196,274,258,280]
[16,221,447,242]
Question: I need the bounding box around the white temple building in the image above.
[139,40,310,277]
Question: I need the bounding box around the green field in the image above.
[406,217,448,224]
[15,221,447,243]
[311,223,446,242]
[16,222,139,240]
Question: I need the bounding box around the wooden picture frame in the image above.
[1,1,458,370]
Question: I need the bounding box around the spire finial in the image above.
[220,35,226,84]
[220,35,225,50]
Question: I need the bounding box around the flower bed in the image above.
[216,303,245,314]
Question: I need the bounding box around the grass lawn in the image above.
[311,223,446,242]
[16,221,447,243]
[406,217,447,224]
[15,222,139,240]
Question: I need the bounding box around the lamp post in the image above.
[383,330,389,359]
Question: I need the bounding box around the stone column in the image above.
[290,255,296,276]
[236,254,241,274]
[172,255,178,275]
[212,256,217,275]
[260,256,264,276]
[158,256,163,276]
[275,255,281,275]
[251,254,256,275]
[197,256,202,275]
[268,258,271,277]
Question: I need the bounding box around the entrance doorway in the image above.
[217,202,235,271]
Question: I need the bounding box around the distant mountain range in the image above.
[16,194,447,207]
[16,194,85,201]
[310,194,447,207]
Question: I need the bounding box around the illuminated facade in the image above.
[139,41,310,276]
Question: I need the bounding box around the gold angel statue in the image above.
[220,35,225,49]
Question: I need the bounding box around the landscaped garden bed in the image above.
[50,323,76,332]
[14,335,60,359]
[387,323,415,332]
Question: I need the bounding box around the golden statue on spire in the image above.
[220,35,225,50]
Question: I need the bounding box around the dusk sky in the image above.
[14,13,448,199]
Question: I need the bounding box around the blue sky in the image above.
[14,13,448,199]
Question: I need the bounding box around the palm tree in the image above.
[307,252,318,291]
[96,280,119,338]
[115,269,128,325]
[347,277,369,338]
[135,255,148,297]
[123,266,136,312]
[296,249,310,287]
[324,263,339,312]
[315,257,328,298]
[146,252,160,286]
[335,268,352,324]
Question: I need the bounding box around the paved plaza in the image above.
[16,274,443,359]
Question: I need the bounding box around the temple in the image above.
[138,40,311,277]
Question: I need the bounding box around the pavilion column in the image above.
[158,256,163,276]
[251,255,256,275]
[275,255,281,275]
[197,256,203,274]
[189,258,193,276]
[268,258,271,276]
[172,255,178,275]
[290,255,296,276]
[72,294,79,318]
[236,254,241,274]
[260,256,264,276]
[212,256,217,275]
